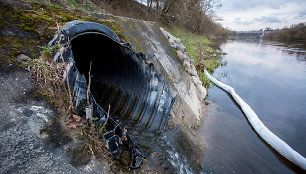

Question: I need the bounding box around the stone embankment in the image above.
[160,28,207,128]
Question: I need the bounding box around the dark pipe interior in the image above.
[71,33,149,120]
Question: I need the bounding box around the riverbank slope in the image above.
[264,23,306,44]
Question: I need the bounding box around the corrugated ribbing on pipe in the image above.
[49,21,174,130]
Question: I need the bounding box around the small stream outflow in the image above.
[258,32,264,45]
[48,21,175,168]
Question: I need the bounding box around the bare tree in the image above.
[182,0,222,34]
[200,0,222,14]
[147,0,153,12]
[90,0,225,36]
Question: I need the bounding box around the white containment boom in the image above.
[204,70,306,171]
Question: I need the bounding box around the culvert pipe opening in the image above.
[49,21,175,168]
[69,32,174,129]
[49,21,174,130]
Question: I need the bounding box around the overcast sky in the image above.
[215,0,306,31]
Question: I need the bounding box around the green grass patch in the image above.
[169,28,225,89]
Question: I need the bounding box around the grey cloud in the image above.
[234,18,254,25]
[217,0,306,30]
[221,0,305,11]
[254,16,282,23]
[298,11,306,17]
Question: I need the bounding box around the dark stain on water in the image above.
[199,40,306,174]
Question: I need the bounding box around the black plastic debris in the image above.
[48,21,174,168]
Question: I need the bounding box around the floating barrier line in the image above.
[205,70,306,170]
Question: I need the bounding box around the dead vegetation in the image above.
[80,105,112,161]
[23,54,69,108]
[22,31,114,167]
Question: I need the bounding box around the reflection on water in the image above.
[268,41,306,61]
[199,40,306,174]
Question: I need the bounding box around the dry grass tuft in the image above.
[23,47,113,164]
[23,55,69,107]
[81,126,112,161]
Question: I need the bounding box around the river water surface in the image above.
[199,40,306,173]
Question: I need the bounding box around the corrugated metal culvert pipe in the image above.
[48,21,175,168]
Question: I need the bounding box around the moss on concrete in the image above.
[0,1,126,66]
[115,18,147,52]
[0,37,40,65]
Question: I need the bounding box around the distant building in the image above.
[264,27,273,32]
